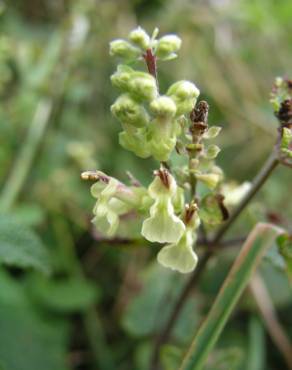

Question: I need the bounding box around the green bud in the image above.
[128,71,158,101]
[109,39,141,60]
[150,96,177,118]
[110,64,134,91]
[148,118,179,161]
[205,144,221,159]
[129,26,150,50]
[280,127,292,158]
[156,35,182,60]
[119,129,151,158]
[111,94,149,127]
[195,172,220,189]
[167,80,200,100]
[157,229,198,273]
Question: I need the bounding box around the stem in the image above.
[143,48,159,90]
[150,150,279,370]
[213,150,279,242]
[0,99,53,211]
[250,274,292,370]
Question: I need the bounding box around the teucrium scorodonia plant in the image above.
[81,26,261,274]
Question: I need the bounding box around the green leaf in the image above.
[29,275,99,313]
[179,223,283,370]
[0,215,51,274]
[122,263,201,342]
[0,270,69,370]
[277,233,292,283]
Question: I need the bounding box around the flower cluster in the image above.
[82,27,229,273]
[110,27,200,161]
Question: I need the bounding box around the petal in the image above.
[141,198,185,243]
[157,232,198,273]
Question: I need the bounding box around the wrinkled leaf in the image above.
[0,215,51,274]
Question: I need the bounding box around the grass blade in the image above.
[179,223,283,370]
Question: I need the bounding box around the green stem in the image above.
[0,99,53,211]
[246,316,266,370]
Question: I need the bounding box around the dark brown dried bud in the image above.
[190,101,209,124]
[276,98,292,126]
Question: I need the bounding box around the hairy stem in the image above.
[150,150,279,370]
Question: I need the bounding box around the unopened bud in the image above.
[111,94,149,127]
[129,26,150,50]
[150,96,177,117]
[129,72,158,101]
[167,80,200,100]
[195,173,220,189]
[109,39,141,60]
[156,35,182,60]
[110,65,133,91]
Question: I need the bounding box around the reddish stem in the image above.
[143,48,158,88]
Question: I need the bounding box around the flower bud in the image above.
[129,26,150,50]
[109,39,141,60]
[222,182,251,207]
[119,129,151,158]
[150,96,177,118]
[128,71,158,101]
[167,80,200,100]
[156,35,182,60]
[111,94,149,127]
[110,65,133,91]
[280,127,292,158]
[157,229,198,273]
[195,173,220,189]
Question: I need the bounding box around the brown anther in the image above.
[154,168,170,188]
[81,171,109,183]
[184,202,198,225]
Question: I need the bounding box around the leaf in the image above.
[179,223,283,370]
[0,215,51,274]
[0,270,69,370]
[29,275,99,313]
[122,263,201,342]
[277,233,292,283]
[205,347,244,370]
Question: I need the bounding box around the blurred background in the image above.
[0,0,291,369]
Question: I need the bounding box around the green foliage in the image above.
[0,1,291,370]
[0,215,51,274]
